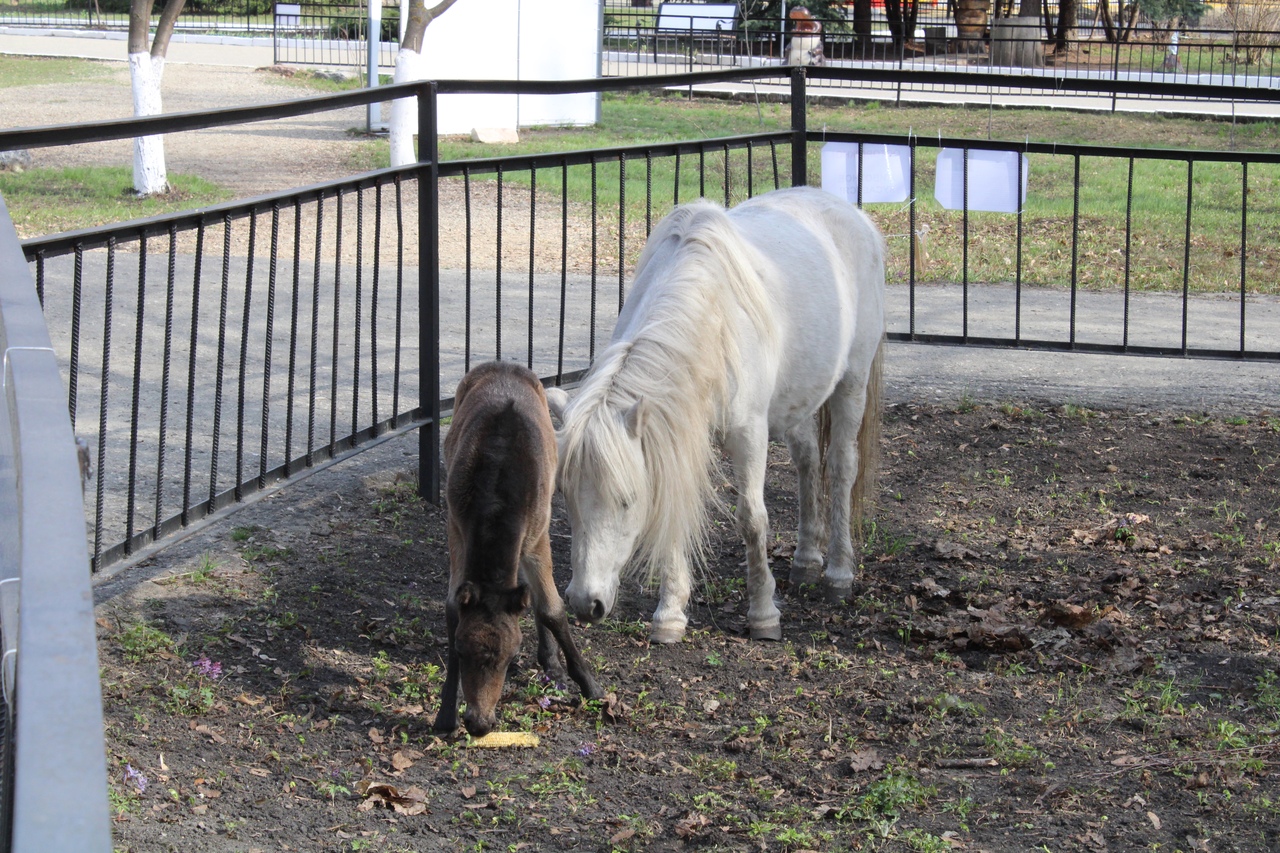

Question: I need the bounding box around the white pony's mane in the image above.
[558,200,779,581]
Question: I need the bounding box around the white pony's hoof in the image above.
[750,620,782,641]
[823,580,853,604]
[791,560,824,587]
[650,623,686,644]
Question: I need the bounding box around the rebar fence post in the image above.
[790,67,807,187]
[418,82,442,504]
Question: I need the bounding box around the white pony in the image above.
[546,186,885,643]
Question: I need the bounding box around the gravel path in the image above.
[1,61,618,273]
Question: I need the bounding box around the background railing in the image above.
[602,3,1280,104]
[0,194,112,851]
[0,0,272,33]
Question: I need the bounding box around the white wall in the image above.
[416,0,600,135]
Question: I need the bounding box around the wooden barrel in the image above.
[990,16,1044,68]
[954,0,989,48]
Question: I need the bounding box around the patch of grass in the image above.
[117,622,176,662]
[0,166,232,238]
[0,55,118,89]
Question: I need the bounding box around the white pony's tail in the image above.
[816,336,883,550]
[850,339,884,547]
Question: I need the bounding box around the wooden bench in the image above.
[651,2,740,61]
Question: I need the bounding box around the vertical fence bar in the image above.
[286,200,302,473]
[619,152,628,311]
[235,212,257,502]
[1239,161,1248,356]
[464,168,473,373]
[68,248,82,427]
[210,217,232,508]
[329,194,343,456]
[1014,149,1024,343]
[92,239,115,570]
[420,81,442,502]
[557,159,569,386]
[371,181,383,433]
[722,143,730,207]
[1182,160,1194,355]
[645,150,654,237]
[124,235,147,552]
[393,177,405,424]
[791,68,807,187]
[590,157,599,362]
[496,165,504,361]
[260,204,279,490]
[182,221,204,526]
[962,148,969,342]
[309,197,324,464]
[529,167,538,369]
[353,191,364,437]
[1123,158,1134,351]
[674,151,682,206]
[155,225,177,533]
[1070,155,1081,347]
[908,135,917,337]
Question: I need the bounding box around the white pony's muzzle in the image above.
[565,573,617,624]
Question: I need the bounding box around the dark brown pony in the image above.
[434,361,602,736]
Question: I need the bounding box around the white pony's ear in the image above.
[545,386,569,424]
[623,398,646,439]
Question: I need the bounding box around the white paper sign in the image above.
[821,142,912,205]
[934,148,1029,213]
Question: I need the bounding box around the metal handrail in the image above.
[0,194,111,850]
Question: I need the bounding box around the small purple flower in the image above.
[576,742,596,758]
[191,656,222,679]
[124,764,147,793]
[538,696,552,710]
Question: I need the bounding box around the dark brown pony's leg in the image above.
[433,606,461,731]
[526,533,603,701]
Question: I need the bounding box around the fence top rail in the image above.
[4,65,1279,154]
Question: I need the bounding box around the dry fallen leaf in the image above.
[848,748,884,772]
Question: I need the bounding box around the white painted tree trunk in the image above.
[389,47,425,167]
[129,52,168,196]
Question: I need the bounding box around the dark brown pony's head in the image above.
[450,579,531,736]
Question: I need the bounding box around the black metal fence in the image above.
[5,65,1278,580]
[1,66,1278,846]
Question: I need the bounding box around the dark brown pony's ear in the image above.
[504,583,531,615]
[455,581,481,609]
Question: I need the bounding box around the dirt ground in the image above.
[95,399,1280,853]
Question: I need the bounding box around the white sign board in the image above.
[934,148,1029,214]
[417,0,600,135]
[821,142,911,205]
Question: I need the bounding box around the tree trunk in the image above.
[1053,0,1077,53]
[128,0,186,196]
[852,0,873,55]
[884,0,920,53]
[389,0,464,167]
